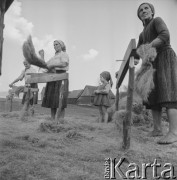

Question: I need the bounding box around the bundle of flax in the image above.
[135,44,157,101]
[23,35,48,69]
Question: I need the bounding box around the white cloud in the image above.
[82,49,99,61]
[4,0,56,61]
[4,0,33,42]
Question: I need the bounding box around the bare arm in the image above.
[9,71,24,87]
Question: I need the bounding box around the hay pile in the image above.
[135,44,157,101]
[113,109,145,132]
[107,92,142,123]
[39,121,72,133]
[22,35,48,69]
[113,101,146,131]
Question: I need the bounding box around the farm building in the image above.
[77,85,97,106]
[41,85,115,106]
[77,85,115,106]
[67,89,83,104]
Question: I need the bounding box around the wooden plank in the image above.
[115,88,119,111]
[0,0,14,75]
[26,73,68,84]
[122,57,135,150]
[5,0,14,12]
[116,39,136,88]
[19,88,31,121]
[56,84,65,123]
[0,0,6,75]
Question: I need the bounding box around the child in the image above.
[9,60,38,115]
[94,71,113,123]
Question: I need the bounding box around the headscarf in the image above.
[54,40,66,52]
[137,3,155,20]
[100,71,113,87]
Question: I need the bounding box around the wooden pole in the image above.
[0,0,6,75]
[19,88,31,121]
[115,88,119,111]
[9,96,12,112]
[122,57,135,150]
[56,82,64,123]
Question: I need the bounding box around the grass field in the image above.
[0,104,177,180]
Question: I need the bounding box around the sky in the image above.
[1,0,177,95]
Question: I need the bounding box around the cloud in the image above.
[4,0,33,42]
[4,0,56,61]
[81,49,99,61]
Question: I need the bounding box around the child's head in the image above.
[23,60,31,69]
[100,71,113,87]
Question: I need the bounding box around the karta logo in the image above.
[104,157,176,179]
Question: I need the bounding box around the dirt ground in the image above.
[0,104,177,180]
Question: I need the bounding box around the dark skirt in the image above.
[93,94,110,107]
[144,48,177,109]
[42,72,69,109]
[22,83,38,105]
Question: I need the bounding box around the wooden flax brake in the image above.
[21,72,69,122]
[116,39,137,89]
[26,72,69,84]
[115,39,138,150]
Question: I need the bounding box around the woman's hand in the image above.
[47,66,56,73]
[134,59,140,65]
[46,61,55,70]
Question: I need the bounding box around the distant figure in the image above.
[136,2,177,144]
[41,40,69,120]
[9,60,38,114]
[94,71,113,123]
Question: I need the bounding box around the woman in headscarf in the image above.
[136,2,177,144]
[41,40,69,120]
